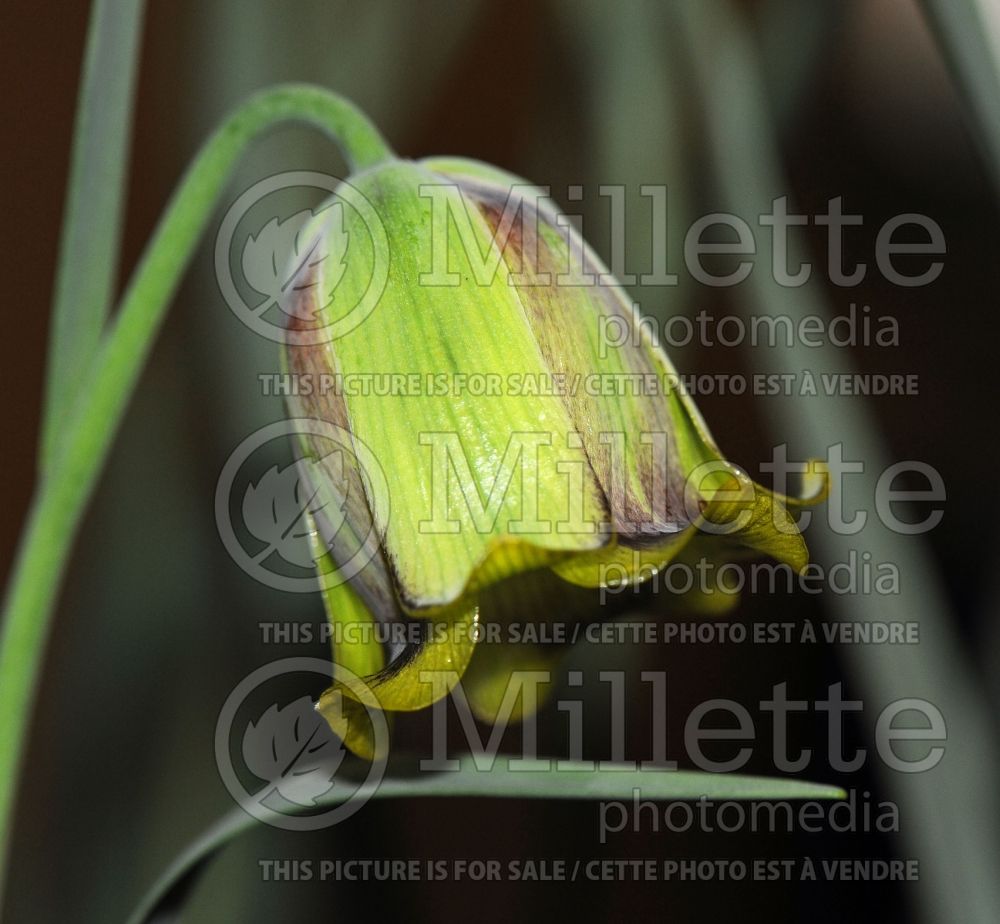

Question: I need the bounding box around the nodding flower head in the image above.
[274,154,826,758]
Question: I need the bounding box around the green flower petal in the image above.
[314,160,612,611]
[460,566,601,724]
[307,514,384,679]
[316,597,479,760]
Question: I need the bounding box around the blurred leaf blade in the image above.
[126,757,843,924]
[921,0,1000,190]
[675,2,1000,923]
[41,0,145,468]
[758,0,841,131]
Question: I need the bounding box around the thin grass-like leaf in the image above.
[125,756,844,924]
[40,0,145,468]
[676,3,1000,923]
[921,0,1000,191]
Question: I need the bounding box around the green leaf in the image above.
[921,0,1000,191]
[125,757,843,924]
[40,0,146,469]
[675,3,1000,922]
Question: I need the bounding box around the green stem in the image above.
[0,83,393,906]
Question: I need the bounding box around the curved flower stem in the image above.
[0,83,394,902]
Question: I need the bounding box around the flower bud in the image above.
[276,154,825,757]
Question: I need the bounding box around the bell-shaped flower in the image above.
[278,155,825,757]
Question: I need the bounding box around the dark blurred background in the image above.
[2,1,999,922]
